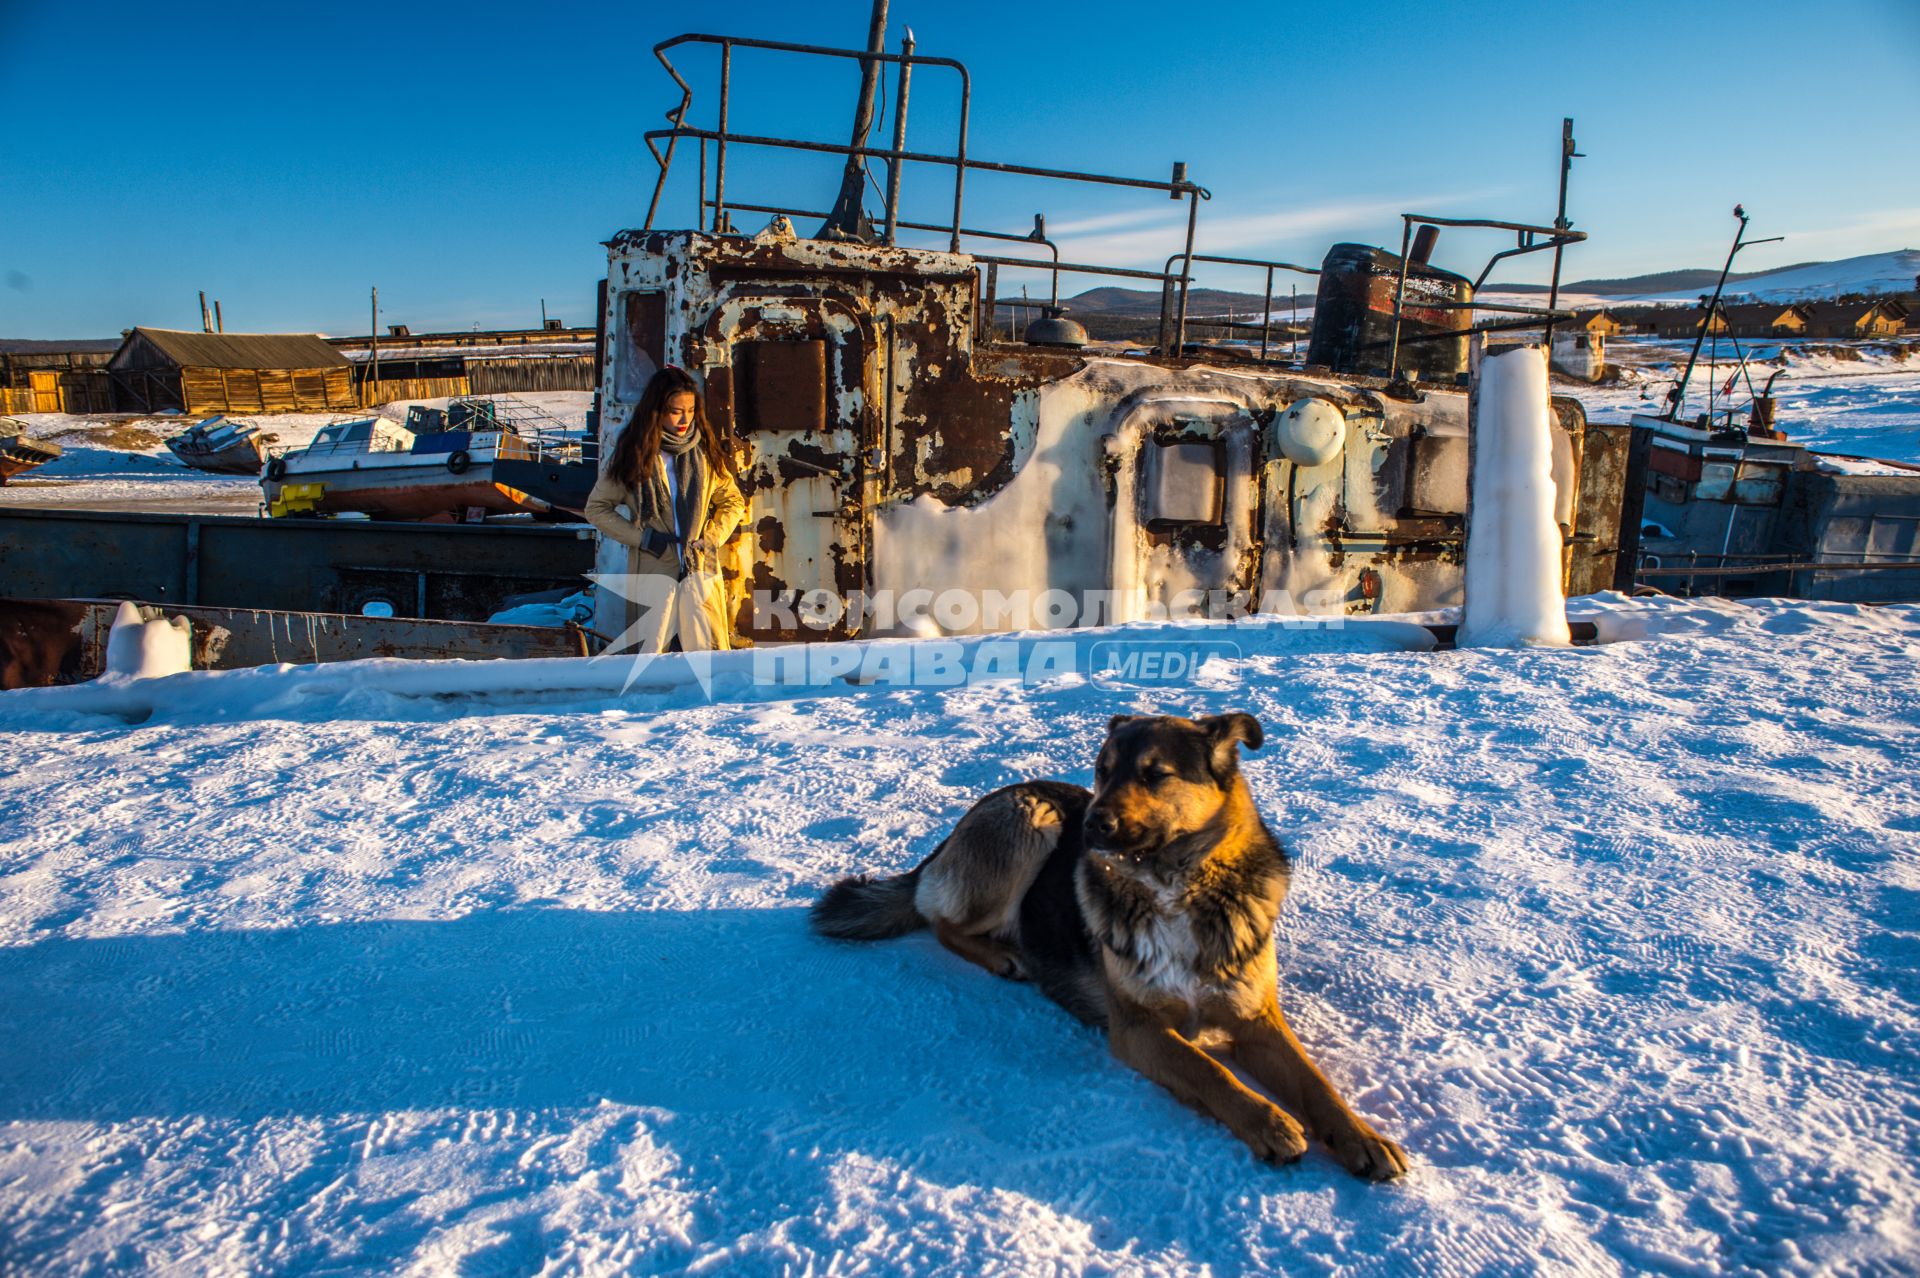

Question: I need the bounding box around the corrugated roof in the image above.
[0,338,122,354]
[125,328,350,370]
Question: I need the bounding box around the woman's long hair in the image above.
[606,366,734,489]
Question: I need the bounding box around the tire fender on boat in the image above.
[265,458,288,481]
[447,450,472,475]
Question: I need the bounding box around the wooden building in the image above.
[1720,303,1812,338]
[1568,309,1622,337]
[327,326,596,404]
[107,328,356,414]
[1799,299,1909,338]
[0,339,118,413]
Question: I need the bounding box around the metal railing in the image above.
[642,31,1218,351]
[1637,549,1920,597]
[1385,214,1587,379]
[1160,253,1320,362]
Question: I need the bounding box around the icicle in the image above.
[1460,345,1571,648]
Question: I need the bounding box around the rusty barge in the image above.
[594,15,1632,647]
[3,5,1652,687]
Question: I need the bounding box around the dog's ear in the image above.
[1107,714,1140,737]
[1199,713,1263,778]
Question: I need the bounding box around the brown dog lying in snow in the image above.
[811,712,1407,1180]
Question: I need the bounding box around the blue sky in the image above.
[2,0,1915,338]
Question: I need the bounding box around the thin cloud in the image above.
[1045,207,1183,237]
[1776,209,1920,256]
[1050,189,1513,271]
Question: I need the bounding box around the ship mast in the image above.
[1666,206,1782,425]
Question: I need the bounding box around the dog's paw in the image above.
[1328,1124,1410,1182]
[1241,1105,1309,1166]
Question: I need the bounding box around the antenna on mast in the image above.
[1667,206,1784,424]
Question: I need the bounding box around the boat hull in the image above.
[262,461,551,521]
[167,436,267,475]
[0,435,63,484]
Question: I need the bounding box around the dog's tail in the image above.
[810,864,927,940]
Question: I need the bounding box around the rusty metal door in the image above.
[1133,418,1260,616]
[709,299,878,642]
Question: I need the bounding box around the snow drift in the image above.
[1,594,1916,1274]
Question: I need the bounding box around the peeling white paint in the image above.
[599,231,1593,643]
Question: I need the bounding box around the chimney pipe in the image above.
[199,291,212,333]
[1410,224,1440,266]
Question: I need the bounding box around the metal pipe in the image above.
[969,254,1177,283]
[1033,215,1059,305]
[949,71,971,251]
[1161,251,1318,276]
[714,41,731,232]
[713,199,1059,270]
[1394,213,1584,238]
[643,126,1200,196]
[1174,186,1199,354]
[1544,118,1582,347]
[1157,272,1174,355]
[1473,237,1578,291]
[884,29,914,245]
[1672,207,1749,422]
[1261,265,1273,360]
[642,42,699,231]
[648,32,974,231]
[819,0,890,241]
[1387,218,1414,379]
[1638,560,1920,577]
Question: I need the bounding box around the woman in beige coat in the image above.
[585,367,745,652]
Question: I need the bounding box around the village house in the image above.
[1797,298,1909,339]
[1720,302,1812,338]
[107,328,357,414]
[0,339,118,414]
[326,323,598,403]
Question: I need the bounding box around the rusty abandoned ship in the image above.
[4,3,1670,684]
[591,6,1634,647]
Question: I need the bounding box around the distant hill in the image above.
[1494,251,1920,303]
[1489,263,1827,296]
[1643,250,1920,304]
[1063,285,1300,318]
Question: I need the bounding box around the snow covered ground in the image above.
[1638,251,1920,307]
[1481,250,1920,313]
[0,392,593,515]
[1,593,1917,1274]
[1566,338,1920,466]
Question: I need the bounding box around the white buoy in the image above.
[1460,345,1572,648]
[103,601,192,679]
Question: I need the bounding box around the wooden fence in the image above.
[1,370,115,414]
[179,366,358,415]
[359,375,472,406]
[467,357,595,395]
